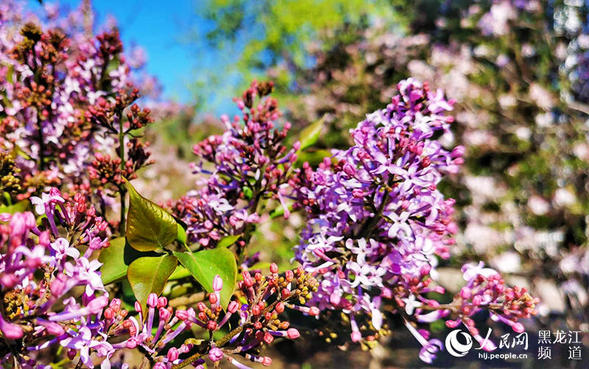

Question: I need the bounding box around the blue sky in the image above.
[30,0,216,105]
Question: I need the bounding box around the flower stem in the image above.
[118,116,126,235]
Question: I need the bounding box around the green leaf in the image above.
[176,223,187,245]
[7,64,14,84]
[217,234,241,248]
[173,248,237,309]
[0,200,29,214]
[168,265,191,280]
[270,203,295,219]
[99,238,159,284]
[14,145,31,160]
[125,181,178,252]
[298,115,325,150]
[243,187,253,200]
[99,237,127,284]
[127,255,177,313]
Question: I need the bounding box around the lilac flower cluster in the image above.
[441,262,538,350]
[294,78,460,311]
[293,79,535,361]
[0,1,156,203]
[0,188,113,367]
[168,266,318,369]
[172,81,299,250]
[1,184,317,368]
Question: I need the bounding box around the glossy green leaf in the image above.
[168,265,191,280]
[217,234,241,248]
[173,248,237,309]
[298,115,325,150]
[176,223,187,245]
[125,181,178,252]
[127,255,177,313]
[99,237,127,284]
[99,237,159,284]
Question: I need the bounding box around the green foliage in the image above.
[298,115,325,151]
[176,223,188,245]
[127,255,178,313]
[173,248,237,309]
[0,200,28,214]
[217,234,241,248]
[98,237,127,285]
[193,0,399,110]
[100,182,239,311]
[99,237,162,285]
[125,181,178,252]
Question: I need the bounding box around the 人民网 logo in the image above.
[445,329,473,357]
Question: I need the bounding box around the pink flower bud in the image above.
[446,222,458,234]
[87,295,108,314]
[287,328,300,339]
[285,270,294,282]
[9,213,28,237]
[263,331,274,344]
[126,338,138,349]
[445,320,460,328]
[213,275,223,292]
[147,293,158,308]
[0,313,23,339]
[50,274,66,296]
[309,307,320,316]
[262,356,272,366]
[40,320,65,336]
[0,273,18,289]
[351,331,362,342]
[157,297,168,308]
[110,298,122,311]
[460,288,471,300]
[167,347,179,362]
[104,308,114,320]
[208,347,223,362]
[228,301,239,313]
[175,309,189,321]
[39,231,51,246]
[451,145,465,158]
[329,292,341,306]
[511,322,525,333]
[159,307,171,321]
[242,271,254,287]
[270,263,278,274]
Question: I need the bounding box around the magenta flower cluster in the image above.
[292,79,535,360]
[0,188,113,367]
[294,78,461,314]
[1,187,315,368]
[172,81,299,249]
[0,0,158,206]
